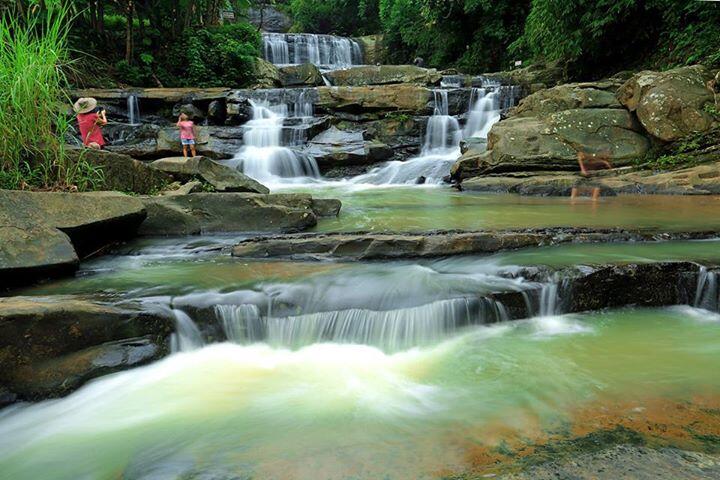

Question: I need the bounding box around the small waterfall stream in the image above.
[127,94,140,126]
[694,266,719,311]
[228,97,320,184]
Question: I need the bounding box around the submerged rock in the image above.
[139,193,324,235]
[149,156,270,193]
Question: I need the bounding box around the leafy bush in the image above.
[161,22,260,88]
[289,0,380,35]
[0,1,104,191]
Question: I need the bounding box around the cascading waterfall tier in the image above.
[170,297,510,353]
[695,266,719,311]
[262,33,363,69]
[227,93,320,184]
[351,90,463,185]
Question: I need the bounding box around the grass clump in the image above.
[0,1,103,191]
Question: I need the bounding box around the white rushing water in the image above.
[262,33,363,69]
[463,87,500,140]
[227,98,320,185]
[127,93,140,126]
[351,90,462,185]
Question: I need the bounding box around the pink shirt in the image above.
[178,120,195,140]
[77,113,105,146]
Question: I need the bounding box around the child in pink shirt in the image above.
[177,113,197,157]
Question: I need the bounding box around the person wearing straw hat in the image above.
[74,97,107,149]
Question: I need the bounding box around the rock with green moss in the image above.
[279,63,324,87]
[324,65,442,87]
[66,149,171,195]
[618,65,717,141]
[317,84,432,114]
[251,57,282,89]
[149,156,269,193]
[509,81,623,118]
[356,34,386,65]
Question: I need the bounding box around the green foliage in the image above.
[163,22,261,87]
[703,103,720,121]
[635,128,720,172]
[378,0,528,72]
[289,0,380,35]
[0,0,105,191]
[514,0,720,76]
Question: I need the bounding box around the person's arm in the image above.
[96,110,108,126]
[176,116,182,127]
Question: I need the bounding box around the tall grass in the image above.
[0,1,103,191]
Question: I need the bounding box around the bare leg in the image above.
[190,144,197,157]
[591,187,600,201]
[182,145,188,158]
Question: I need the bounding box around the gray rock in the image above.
[279,63,324,87]
[304,126,393,169]
[311,198,342,217]
[231,228,716,260]
[162,180,203,196]
[172,103,204,120]
[247,6,292,32]
[139,193,320,235]
[149,156,270,193]
[324,65,442,87]
[0,296,173,400]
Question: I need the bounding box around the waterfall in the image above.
[462,88,501,140]
[694,267,719,311]
[170,309,204,353]
[229,98,320,184]
[212,298,509,352]
[351,90,461,185]
[127,94,140,126]
[262,33,363,69]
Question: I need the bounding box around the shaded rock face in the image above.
[304,126,394,169]
[618,65,717,141]
[66,148,171,194]
[0,190,147,288]
[356,34,386,65]
[0,225,78,289]
[316,85,432,115]
[324,65,442,87]
[0,296,173,400]
[138,193,322,235]
[247,6,292,32]
[149,156,270,193]
[279,63,324,87]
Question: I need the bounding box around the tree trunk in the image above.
[98,0,105,34]
[125,0,134,63]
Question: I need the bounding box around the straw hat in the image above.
[73,97,97,114]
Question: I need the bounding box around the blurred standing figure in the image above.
[74,97,107,149]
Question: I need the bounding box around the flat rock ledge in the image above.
[232,228,720,260]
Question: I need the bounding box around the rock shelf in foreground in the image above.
[232,228,719,260]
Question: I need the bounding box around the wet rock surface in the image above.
[231,228,718,260]
[0,296,173,400]
[304,126,394,169]
[139,193,327,235]
[0,190,147,287]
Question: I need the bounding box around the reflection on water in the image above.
[281,186,720,233]
[0,308,718,479]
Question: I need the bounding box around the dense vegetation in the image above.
[285,0,720,76]
[0,1,102,190]
[67,0,261,88]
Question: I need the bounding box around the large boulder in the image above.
[324,65,442,87]
[316,85,432,115]
[66,148,171,194]
[149,156,269,193]
[251,57,282,89]
[509,81,622,118]
[279,63,324,87]
[454,108,651,178]
[138,193,322,235]
[0,225,78,288]
[0,190,146,257]
[247,5,291,32]
[617,65,717,141]
[304,127,394,169]
[0,296,173,400]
